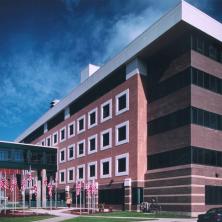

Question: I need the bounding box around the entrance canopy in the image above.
[0,141,57,172]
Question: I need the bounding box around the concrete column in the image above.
[37,180,41,208]
[124,178,132,211]
[41,169,47,208]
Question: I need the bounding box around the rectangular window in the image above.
[115,153,129,176]
[77,140,85,158]
[68,121,75,138]
[59,170,66,184]
[67,167,75,183]
[46,136,51,147]
[100,128,112,150]
[115,121,129,146]
[115,89,129,115]
[52,132,58,146]
[101,99,112,122]
[60,127,66,142]
[100,157,112,178]
[88,134,97,154]
[88,161,97,180]
[206,186,222,205]
[68,144,75,160]
[41,139,45,146]
[88,108,98,129]
[77,164,85,181]
[77,115,85,134]
[60,148,66,163]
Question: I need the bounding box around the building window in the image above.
[60,127,66,142]
[67,167,75,183]
[77,115,85,134]
[88,108,98,129]
[46,136,51,147]
[88,161,97,180]
[68,121,75,138]
[67,144,75,160]
[115,89,129,115]
[88,134,97,154]
[100,157,112,178]
[115,153,129,176]
[52,131,58,146]
[206,186,222,205]
[77,140,85,158]
[115,121,129,146]
[59,170,66,184]
[77,164,85,181]
[100,128,112,150]
[101,99,112,123]
[41,139,45,146]
[59,148,66,163]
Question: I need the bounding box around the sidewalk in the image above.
[30,208,78,222]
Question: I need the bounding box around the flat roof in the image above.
[15,0,222,142]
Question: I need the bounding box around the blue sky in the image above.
[0,0,221,141]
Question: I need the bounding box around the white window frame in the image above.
[59,148,66,163]
[46,135,51,147]
[77,164,85,181]
[60,127,66,143]
[100,157,112,178]
[52,131,59,146]
[68,121,75,139]
[88,134,97,155]
[115,89,129,115]
[100,99,112,123]
[115,153,129,176]
[41,139,45,146]
[67,167,75,183]
[115,121,129,146]
[88,161,97,180]
[59,169,66,184]
[88,108,98,129]
[67,144,75,161]
[77,140,85,158]
[100,128,112,150]
[77,115,86,134]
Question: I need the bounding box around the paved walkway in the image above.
[29,208,197,222]
[30,208,78,222]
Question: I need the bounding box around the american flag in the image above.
[26,173,32,182]
[10,176,17,192]
[47,183,53,197]
[21,178,27,191]
[76,182,81,196]
[43,179,48,186]
[0,177,9,189]
[32,184,38,196]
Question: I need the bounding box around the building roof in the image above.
[15,0,222,142]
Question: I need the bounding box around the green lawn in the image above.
[0,215,54,222]
[87,211,190,218]
[64,217,149,222]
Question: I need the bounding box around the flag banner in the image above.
[47,183,53,197]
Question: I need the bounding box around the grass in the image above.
[0,215,54,222]
[88,211,190,218]
[64,217,149,222]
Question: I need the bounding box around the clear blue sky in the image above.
[0,0,221,141]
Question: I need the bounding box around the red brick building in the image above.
[15,1,222,216]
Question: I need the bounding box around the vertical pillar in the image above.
[37,180,41,208]
[41,169,47,208]
[124,178,132,211]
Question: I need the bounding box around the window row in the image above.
[148,106,222,136]
[59,121,129,162]
[148,146,222,170]
[39,89,129,147]
[191,34,222,64]
[59,153,129,184]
